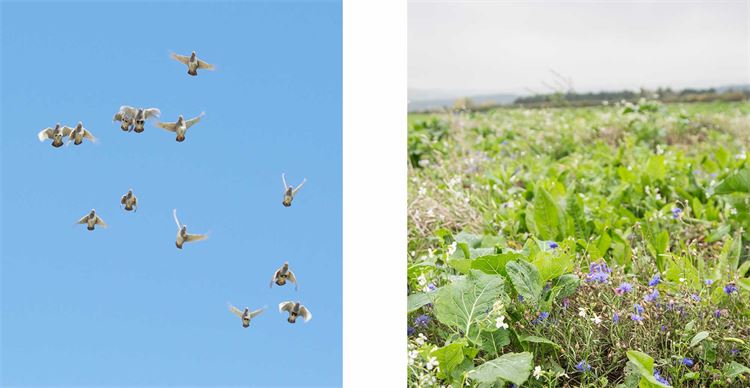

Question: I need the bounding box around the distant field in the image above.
[407,101,750,387]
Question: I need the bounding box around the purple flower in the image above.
[543,281,552,292]
[407,326,416,336]
[414,314,431,327]
[690,294,700,302]
[714,309,722,318]
[705,279,713,286]
[547,241,559,249]
[634,303,644,315]
[682,357,694,367]
[615,282,633,295]
[562,298,570,309]
[586,262,611,283]
[576,360,591,372]
[613,312,619,323]
[517,295,524,302]
[730,348,739,356]
[532,311,549,324]
[630,314,644,322]
[724,283,737,295]
[648,274,661,287]
[672,207,682,219]
[654,369,670,385]
[426,283,437,292]
[644,289,660,302]
[661,325,667,332]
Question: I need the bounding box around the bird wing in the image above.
[61,126,74,137]
[83,129,97,142]
[143,108,161,119]
[293,178,307,195]
[172,209,181,229]
[37,128,54,141]
[184,112,204,129]
[248,307,266,318]
[120,195,127,205]
[228,304,244,317]
[157,121,178,132]
[171,52,190,65]
[119,106,137,118]
[278,301,294,313]
[113,111,123,122]
[299,306,312,322]
[287,270,298,290]
[94,215,107,228]
[281,173,288,190]
[270,269,281,287]
[75,214,89,224]
[185,233,208,242]
[197,59,215,70]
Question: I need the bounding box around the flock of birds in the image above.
[39,51,313,328]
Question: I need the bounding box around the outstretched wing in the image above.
[298,306,312,322]
[83,129,97,142]
[293,178,306,195]
[228,304,243,318]
[278,301,294,313]
[248,307,266,318]
[172,209,181,229]
[75,215,88,224]
[185,233,208,242]
[113,111,123,122]
[37,128,54,141]
[197,59,215,70]
[170,52,190,65]
[61,126,74,137]
[143,108,161,119]
[119,106,137,118]
[282,173,288,190]
[157,121,179,132]
[120,195,127,206]
[287,270,298,291]
[94,215,107,228]
[185,112,204,129]
[270,269,281,288]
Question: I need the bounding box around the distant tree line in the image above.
[511,87,749,108]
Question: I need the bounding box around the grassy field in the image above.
[407,100,750,387]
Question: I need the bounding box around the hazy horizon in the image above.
[409,0,750,98]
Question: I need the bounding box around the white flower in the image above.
[408,350,419,365]
[415,333,427,346]
[578,307,586,317]
[495,315,509,329]
[679,277,686,283]
[425,356,439,370]
[426,208,434,217]
[418,186,427,196]
[730,208,738,215]
[446,241,457,256]
[533,365,543,380]
[591,314,602,325]
[736,152,747,160]
[417,274,427,286]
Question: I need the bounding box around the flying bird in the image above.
[37,123,72,148]
[270,262,298,291]
[120,189,138,212]
[76,209,107,231]
[171,51,215,76]
[113,106,136,132]
[228,303,265,328]
[115,106,160,133]
[278,301,312,324]
[282,173,306,207]
[157,113,204,142]
[172,209,207,249]
[67,122,96,145]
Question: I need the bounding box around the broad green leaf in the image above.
[518,335,561,349]
[689,331,710,348]
[471,252,522,277]
[723,361,750,377]
[434,270,506,343]
[455,231,483,248]
[566,193,588,240]
[432,342,465,377]
[448,258,472,274]
[408,292,435,313]
[714,168,750,194]
[646,155,666,181]
[468,351,533,386]
[625,350,671,388]
[532,250,573,283]
[530,187,561,240]
[506,260,543,305]
[552,274,580,299]
[479,329,510,357]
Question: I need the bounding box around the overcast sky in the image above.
[409,0,750,96]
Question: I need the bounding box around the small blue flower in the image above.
[426,283,437,292]
[704,279,713,286]
[532,311,549,324]
[630,314,644,322]
[660,325,667,332]
[547,241,559,249]
[648,274,661,287]
[575,360,591,372]
[682,357,694,367]
[690,294,700,302]
[634,303,644,315]
[414,314,431,328]
[517,294,524,302]
[562,298,570,309]
[653,369,670,385]
[644,289,660,302]
[613,312,619,323]
[586,262,611,283]
[615,282,633,295]
[407,326,416,336]
[672,207,683,219]
[714,309,722,318]
[724,283,738,295]
[730,348,739,356]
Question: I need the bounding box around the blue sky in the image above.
[1,1,341,386]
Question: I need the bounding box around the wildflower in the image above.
[417,274,427,286]
[634,303,644,315]
[575,361,591,372]
[533,365,542,380]
[724,283,737,295]
[414,314,431,328]
[612,312,619,323]
[408,350,419,365]
[630,314,644,322]
[682,357,694,367]
[562,298,570,309]
[730,208,738,215]
[730,348,739,356]
[586,262,611,283]
[615,282,633,295]
[648,274,661,287]
[661,325,667,331]
[578,307,586,317]
[425,283,437,292]
[591,314,602,325]
[446,241,457,256]
[532,311,549,324]
[690,294,700,302]
[415,333,428,346]
[417,186,426,196]
[672,207,683,219]
[705,279,713,286]
[517,295,524,302]
[644,289,660,302]
[425,356,439,370]
[714,309,721,318]
[547,241,558,249]
[495,315,509,329]
[407,326,416,336]
[653,369,670,385]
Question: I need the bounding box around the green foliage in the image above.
[468,351,533,386]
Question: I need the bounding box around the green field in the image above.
[407,100,750,387]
